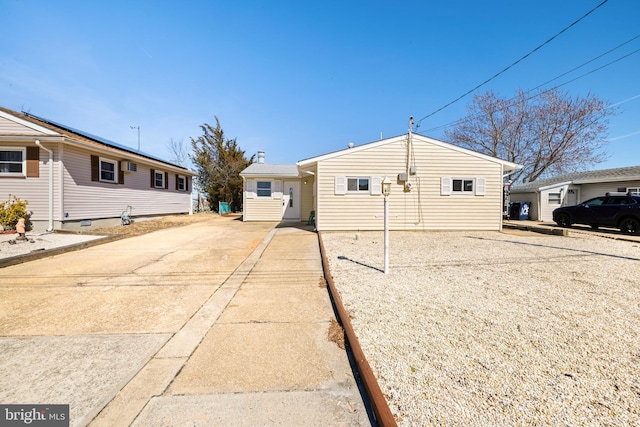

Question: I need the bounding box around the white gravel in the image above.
[0,232,104,260]
[322,230,640,426]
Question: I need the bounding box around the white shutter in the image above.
[441,177,452,195]
[273,180,282,199]
[335,176,347,195]
[370,176,382,195]
[246,180,256,199]
[475,178,486,196]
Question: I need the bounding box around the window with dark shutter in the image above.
[91,155,99,182]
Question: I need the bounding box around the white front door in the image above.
[282,180,301,220]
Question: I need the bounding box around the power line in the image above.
[415,0,609,128]
[421,44,640,134]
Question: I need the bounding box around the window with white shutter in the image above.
[441,177,452,195]
[335,176,347,195]
[370,177,382,195]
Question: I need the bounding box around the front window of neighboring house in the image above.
[100,158,117,182]
[452,178,474,193]
[257,181,272,197]
[0,148,24,175]
[347,177,369,192]
[154,171,165,188]
[177,175,186,191]
[548,192,562,204]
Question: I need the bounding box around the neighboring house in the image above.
[240,133,521,231]
[0,106,196,231]
[510,166,640,222]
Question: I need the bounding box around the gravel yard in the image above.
[322,230,640,426]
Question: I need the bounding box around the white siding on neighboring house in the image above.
[579,180,640,202]
[315,137,504,231]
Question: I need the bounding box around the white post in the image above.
[382,176,391,275]
[384,194,389,275]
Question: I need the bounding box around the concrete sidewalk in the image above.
[89,224,371,426]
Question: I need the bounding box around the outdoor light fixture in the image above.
[382,176,391,197]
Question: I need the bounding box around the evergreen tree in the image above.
[190,117,254,211]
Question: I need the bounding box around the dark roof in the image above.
[0,106,190,171]
[511,165,640,192]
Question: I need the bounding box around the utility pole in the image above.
[130,125,140,151]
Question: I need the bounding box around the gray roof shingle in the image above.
[240,163,300,177]
[511,166,640,192]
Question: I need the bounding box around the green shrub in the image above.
[0,195,29,230]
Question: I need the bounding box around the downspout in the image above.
[35,140,54,232]
[241,176,246,221]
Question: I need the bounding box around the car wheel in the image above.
[556,213,571,228]
[620,218,640,235]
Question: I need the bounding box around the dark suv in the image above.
[553,192,640,235]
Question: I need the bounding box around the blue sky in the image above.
[1,0,638,170]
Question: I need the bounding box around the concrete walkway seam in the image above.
[89,227,279,426]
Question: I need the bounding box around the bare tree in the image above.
[167,138,189,167]
[445,89,613,183]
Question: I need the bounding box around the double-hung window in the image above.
[100,158,117,183]
[177,175,186,191]
[441,177,486,196]
[154,171,165,188]
[0,148,25,175]
[347,177,369,193]
[452,178,474,193]
[257,181,272,197]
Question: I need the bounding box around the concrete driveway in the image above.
[0,216,369,426]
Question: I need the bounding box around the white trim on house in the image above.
[0,111,59,135]
[298,133,521,171]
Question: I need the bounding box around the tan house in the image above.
[0,106,195,231]
[510,166,640,222]
[241,133,521,231]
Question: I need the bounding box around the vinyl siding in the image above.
[243,178,286,221]
[243,198,282,221]
[539,186,566,222]
[62,145,190,220]
[316,138,503,231]
[579,180,640,201]
[301,176,315,222]
[0,116,43,135]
